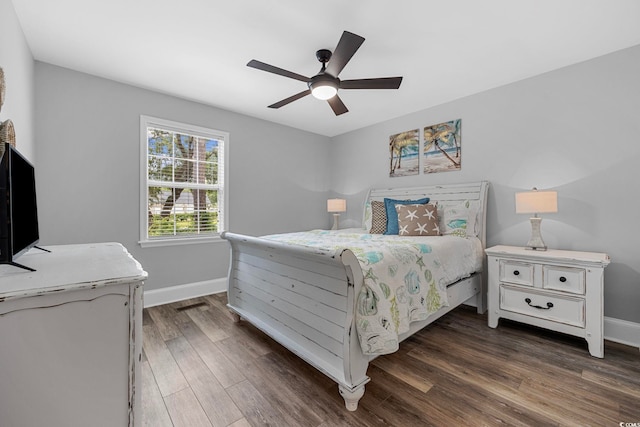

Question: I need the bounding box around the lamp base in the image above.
[525,245,547,251]
[525,216,547,251]
[331,213,340,230]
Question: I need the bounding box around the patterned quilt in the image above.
[263,229,483,356]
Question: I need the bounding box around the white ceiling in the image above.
[11,0,640,137]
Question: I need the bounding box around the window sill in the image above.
[139,235,226,248]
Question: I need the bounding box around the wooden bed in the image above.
[222,181,489,410]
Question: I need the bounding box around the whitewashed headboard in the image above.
[363,181,490,248]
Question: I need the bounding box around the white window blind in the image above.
[140,116,228,247]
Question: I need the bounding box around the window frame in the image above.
[139,115,229,248]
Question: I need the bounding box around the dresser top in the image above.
[0,242,147,300]
[485,245,611,267]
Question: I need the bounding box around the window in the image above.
[139,116,228,247]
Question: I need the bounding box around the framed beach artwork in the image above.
[389,129,419,177]
[423,119,461,174]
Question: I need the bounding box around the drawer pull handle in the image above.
[559,276,567,283]
[525,298,553,310]
[513,270,520,276]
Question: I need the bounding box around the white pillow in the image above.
[437,199,481,237]
[363,200,372,231]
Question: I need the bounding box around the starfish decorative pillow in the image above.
[395,203,440,236]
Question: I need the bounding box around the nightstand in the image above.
[485,245,610,358]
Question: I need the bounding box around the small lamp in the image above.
[327,198,346,230]
[515,188,558,251]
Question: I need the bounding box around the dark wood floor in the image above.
[142,293,640,427]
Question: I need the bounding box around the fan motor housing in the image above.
[308,73,340,90]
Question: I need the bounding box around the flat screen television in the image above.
[0,143,41,271]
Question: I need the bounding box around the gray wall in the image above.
[329,45,640,323]
[0,0,35,160]
[35,62,331,291]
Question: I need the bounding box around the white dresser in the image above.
[486,245,610,358]
[0,243,147,427]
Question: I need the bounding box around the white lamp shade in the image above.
[515,190,558,214]
[327,198,347,213]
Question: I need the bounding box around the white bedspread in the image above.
[263,229,483,356]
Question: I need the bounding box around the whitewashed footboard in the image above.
[222,232,370,409]
[222,181,489,410]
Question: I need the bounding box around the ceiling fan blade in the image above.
[327,95,349,116]
[325,31,365,77]
[268,89,311,109]
[247,59,309,82]
[340,77,403,90]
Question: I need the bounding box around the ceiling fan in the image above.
[247,31,403,116]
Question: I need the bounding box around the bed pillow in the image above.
[395,203,440,236]
[383,197,429,235]
[363,200,372,231]
[437,199,481,237]
[369,200,387,234]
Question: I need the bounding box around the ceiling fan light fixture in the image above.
[311,83,338,100]
[309,74,339,100]
[247,31,402,115]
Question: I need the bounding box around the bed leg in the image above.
[476,291,486,314]
[229,311,241,323]
[338,384,365,411]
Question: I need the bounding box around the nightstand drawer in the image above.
[500,285,585,328]
[543,265,585,294]
[499,260,533,286]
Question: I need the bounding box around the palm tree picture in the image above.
[389,129,419,177]
[423,119,461,174]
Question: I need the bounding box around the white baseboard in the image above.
[143,278,226,308]
[604,316,640,349]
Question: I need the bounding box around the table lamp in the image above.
[327,199,346,230]
[515,188,558,251]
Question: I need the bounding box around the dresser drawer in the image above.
[543,265,585,294]
[499,260,533,286]
[500,285,585,327]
